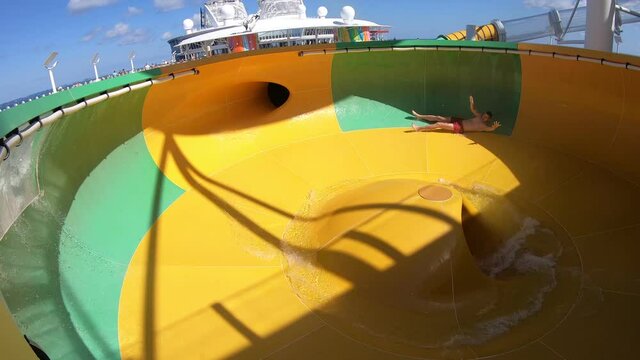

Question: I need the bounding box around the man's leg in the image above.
[412,122,455,132]
[412,110,451,122]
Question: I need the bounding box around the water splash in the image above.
[447,251,558,347]
[0,136,40,238]
[479,217,543,277]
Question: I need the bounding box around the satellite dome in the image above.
[220,4,235,19]
[317,6,328,18]
[341,6,355,24]
[182,18,195,30]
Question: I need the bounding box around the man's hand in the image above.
[490,121,501,130]
[469,95,480,116]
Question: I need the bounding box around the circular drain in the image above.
[419,185,453,201]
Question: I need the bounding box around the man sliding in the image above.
[411,96,501,134]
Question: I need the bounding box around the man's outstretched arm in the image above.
[482,121,502,132]
[469,96,481,117]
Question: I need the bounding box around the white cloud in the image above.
[154,0,184,12]
[161,32,173,40]
[523,0,575,9]
[81,27,102,42]
[120,28,150,45]
[127,6,143,16]
[106,22,130,38]
[524,0,639,10]
[67,0,118,13]
[103,22,150,45]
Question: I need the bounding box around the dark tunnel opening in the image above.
[267,82,290,108]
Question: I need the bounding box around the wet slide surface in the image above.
[1,41,640,359]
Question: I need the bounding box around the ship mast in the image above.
[202,0,249,28]
[258,0,307,19]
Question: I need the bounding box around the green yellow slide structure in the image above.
[440,23,499,41]
[1,40,639,359]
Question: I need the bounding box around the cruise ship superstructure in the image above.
[168,0,389,61]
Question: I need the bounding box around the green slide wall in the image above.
[332,41,521,134]
[0,87,182,359]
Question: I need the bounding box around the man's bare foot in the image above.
[412,124,420,132]
[412,110,422,119]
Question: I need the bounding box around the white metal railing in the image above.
[496,4,640,43]
[617,4,640,18]
[0,69,199,163]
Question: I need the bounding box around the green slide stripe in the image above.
[331,44,521,135]
[336,39,519,50]
[59,132,182,359]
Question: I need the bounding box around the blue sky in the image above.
[0,0,639,104]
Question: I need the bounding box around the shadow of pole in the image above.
[143,134,559,359]
[167,137,458,225]
[158,135,477,304]
[143,139,170,360]
[211,303,261,344]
